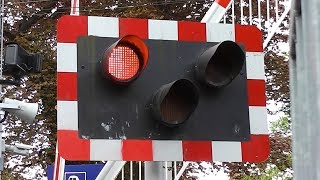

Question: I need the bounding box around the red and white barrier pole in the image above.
[201,0,232,23]
[70,0,80,16]
[53,142,65,180]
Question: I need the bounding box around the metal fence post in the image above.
[290,0,320,179]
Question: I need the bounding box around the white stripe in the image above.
[90,140,122,160]
[57,43,77,72]
[206,23,235,42]
[249,106,268,134]
[88,16,119,37]
[153,140,183,161]
[246,52,265,80]
[57,101,78,130]
[212,141,242,162]
[148,20,178,40]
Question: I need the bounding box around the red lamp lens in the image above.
[107,45,140,81]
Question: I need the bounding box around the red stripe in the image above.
[57,130,90,160]
[215,0,231,8]
[178,21,206,42]
[235,25,263,52]
[57,72,77,101]
[57,15,88,43]
[119,18,148,39]
[182,141,212,161]
[241,135,270,162]
[247,79,266,106]
[122,140,153,161]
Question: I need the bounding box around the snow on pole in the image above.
[201,0,232,23]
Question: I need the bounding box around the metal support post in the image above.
[0,123,3,179]
[173,162,189,180]
[290,0,320,179]
[95,161,126,180]
[144,162,173,180]
[0,0,4,179]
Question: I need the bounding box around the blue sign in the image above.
[47,164,104,180]
[65,172,86,180]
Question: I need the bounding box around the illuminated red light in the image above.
[101,35,149,84]
[107,45,140,81]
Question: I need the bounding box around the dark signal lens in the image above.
[195,41,245,88]
[150,79,199,127]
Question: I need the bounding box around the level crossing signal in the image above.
[57,16,269,162]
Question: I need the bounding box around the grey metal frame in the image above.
[289,0,320,179]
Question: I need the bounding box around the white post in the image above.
[0,124,3,180]
[0,0,4,179]
[144,162,172,180]
[53,142,65,180]
[70,0,80,16]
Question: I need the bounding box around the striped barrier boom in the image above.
[201,0,232,23]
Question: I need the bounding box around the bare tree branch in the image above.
[18,1,59,33]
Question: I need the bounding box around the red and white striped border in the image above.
[57,15,269,162]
